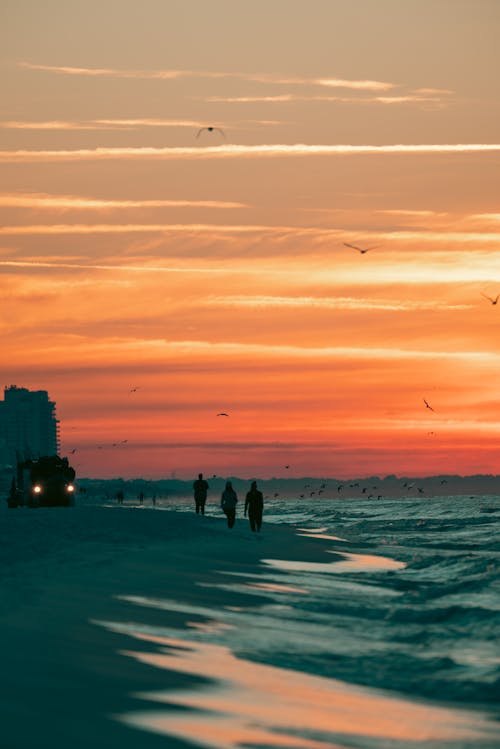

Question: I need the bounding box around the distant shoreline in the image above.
[75,473,500,501]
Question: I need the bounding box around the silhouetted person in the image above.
[221,480,238,528]
[116,490,124,505]
[245,480,264,532]
[152,494,157,506]
[139,491,144,505]
[193,472,209,514]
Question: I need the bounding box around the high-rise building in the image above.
[0,385,60,467]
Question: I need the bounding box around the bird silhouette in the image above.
[481,292,499,305]
[423,398,435,412]
[343,242,378,254]
[196,126,225,139]
[129,386,140,394]
[217,412,229,417]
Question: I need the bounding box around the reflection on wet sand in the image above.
[263,549,406,574]
[110,630,495,749]
[243,581,309,594]
[297,529,349,542]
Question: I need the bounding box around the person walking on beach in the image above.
[193,472,209,515]
[245,480,264,532]
[221,480,238,528]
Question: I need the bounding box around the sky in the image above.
[1,0,499,479]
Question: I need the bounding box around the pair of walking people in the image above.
[221,480,263,531]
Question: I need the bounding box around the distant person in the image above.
[139,491,144,505]
[193,472,209,515]
[245,480,264,532]
[152,494,157,506]
[221,480,238,528]
[116,490,124,505]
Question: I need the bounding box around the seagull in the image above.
[423,398,435,412]
[481,292,499,305]
[216,412,229,417]
[196,126,225,139]
[70,448,77,454]
[129,386,140,394]
[343,242,378,254]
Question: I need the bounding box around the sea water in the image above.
[103,495,500,748]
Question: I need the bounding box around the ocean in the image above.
[100,494,500,748]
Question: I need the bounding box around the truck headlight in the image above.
[33,484,42,494]
[66,484,75,493]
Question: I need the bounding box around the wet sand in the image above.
[0,503,497,748]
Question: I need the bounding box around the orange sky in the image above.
[1,1,499,478]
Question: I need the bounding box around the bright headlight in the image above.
[33,484,42,494]
[66,484,75,493]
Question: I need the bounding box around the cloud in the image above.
[0,193,247,210]
[0,118,204,131]
[0,223,499,244]
[201,94,442,104]
[412,88,454,95]
[19,336,500,363]
[205,295,473,312]
[1,143,499,163]
[0,118,279,131]
[20,62,396,91]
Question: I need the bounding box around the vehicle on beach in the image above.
[9,455,76,508]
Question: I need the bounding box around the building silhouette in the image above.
[0,386,60,469]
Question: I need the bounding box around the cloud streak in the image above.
[1,223,499,244]
[0,193,246,209]
[1,143,498,163]
[20,62,396,90]
[206,295,473,312]
[0,118,205,131]
[201,94,444,105]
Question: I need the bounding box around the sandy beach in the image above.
[0,503,336,749]
[1,499,499,749]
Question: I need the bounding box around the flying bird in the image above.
[196,126,225,139]
[129,386,140,394]
[481,292,499,305]
[343,242,378,254]
[216,412,229,417]
[423,398,435,412]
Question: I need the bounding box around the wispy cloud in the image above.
[0,223,499,244]
[201,94,444,105]
[0,117,279,133]
[206,295,472,312]
[20,62,396,91]
[1,143,499,163]
[0,193,247,209]
[412,88,454,95]
[20,335,500,363]
[0,118,204,131]
[469,213,500,222]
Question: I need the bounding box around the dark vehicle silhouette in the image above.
[13,455,76,507]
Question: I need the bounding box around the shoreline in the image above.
[1,504,498,748]
[0,505,335,749]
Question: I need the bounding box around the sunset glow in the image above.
[2,1,499,478]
